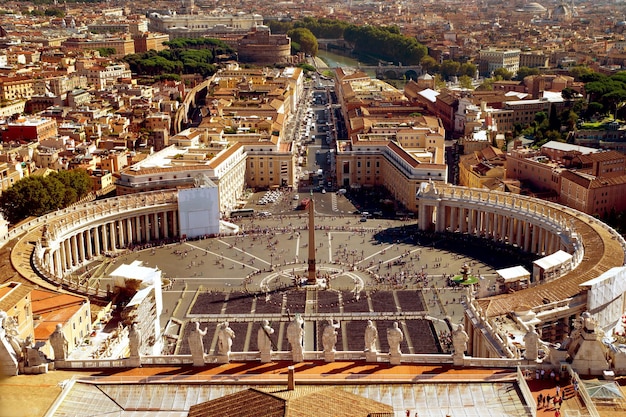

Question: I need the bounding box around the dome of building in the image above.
[519,2,547,13]
[552,3,572,21]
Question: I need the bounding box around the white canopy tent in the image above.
[532,250,573,282]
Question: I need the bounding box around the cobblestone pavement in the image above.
[91,214,510,355]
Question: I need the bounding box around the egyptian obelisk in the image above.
[307,198,317,284]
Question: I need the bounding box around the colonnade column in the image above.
[117,220,125,248]
[94,225,101,255]
[145,214,151,241]
[135,216,142,243]
[531,226,539,255]
[54,250,63,278]
[63,239,71,271]
[78,232,86,263]
[126,218,133,246]
[71,235,79,268]
[102,223,109,253]
[163,210,169,239]
[153,213,160,241]
[86,229,93,259]
[450,206,457,232]
[109,222,117,251]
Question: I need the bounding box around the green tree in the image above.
[458,75,474,90]
[569,65,595,81]
[288,27,318,56]
[458,63,476,78]
[420,56,438,73]
[0,169,92,224]
[440,60,460,81]
[493,67,513,80]
[95,47,117,57]
[476,78,494,91]
[516,66,540,81]
[44,8,65,17]
[434,74,446,89]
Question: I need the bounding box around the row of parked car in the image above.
[258,190,283,205]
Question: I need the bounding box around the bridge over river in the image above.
[317,39,423,80]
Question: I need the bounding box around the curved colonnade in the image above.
[417,183,626,319]
[10,190,180,298]
[5,185,626,326]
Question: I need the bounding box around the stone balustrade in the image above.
[54,350,533,370]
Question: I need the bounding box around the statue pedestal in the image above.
[53,359,67,369]
[22,363,48,374]
[260,352,272,363]
[126,356,141,368]
[192,354,205,367]
[365,351,378,362]
[324,351,335,362]
[389,353,402,365]
[291,351,303,363]
[452,353,465,366]
[216,354,230,364]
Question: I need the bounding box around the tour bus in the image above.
[230,208,255,218]
[296,198,311,210]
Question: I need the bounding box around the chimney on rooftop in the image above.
[287,365,295,390]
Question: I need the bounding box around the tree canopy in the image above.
[123,37,233,78]
[268,17,427,65]
[288,27,318,56]
[0,169,92,224]
[343,25,427,65]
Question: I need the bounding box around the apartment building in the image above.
[3,117,58,143]
[478,48,521,77]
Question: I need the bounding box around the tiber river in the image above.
[315,49,409,87]
[315,49,377,78]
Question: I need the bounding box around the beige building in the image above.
[0,282,34,346]
[77,61,133,90]
[0,76,34,101]
[336,117,447,212]
[62,37,135,58]
[458,146,509,190]
[116,136,248,216]
[479,48,521,77]
[31,289,91,359]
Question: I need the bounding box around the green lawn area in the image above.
[579,118,619,129]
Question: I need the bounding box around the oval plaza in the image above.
[2,175,626,416]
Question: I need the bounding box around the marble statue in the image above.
[364,320,378,353]
[523,325,540,361]
[322,319,340,353]
[49,323,69,361]
[217,321,235,356]
[188,321,207,365]
[387,322,403,356]
[128,323,141,358]
[452,324,469,356]
[0,311,19,376]
[287,314,304,361]
[257,320,274,354]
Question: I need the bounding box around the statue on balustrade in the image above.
[50,323,69,361]
[387,321,403,356]
[452,324,469,357]
[217,321,235,356]
[524,325,540,361]
[364,320,378,353]
[322,319,340,353]
[257,320,274,355]
[128,323,142,358]
[287,314,304,361]
[189,321,207,365]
